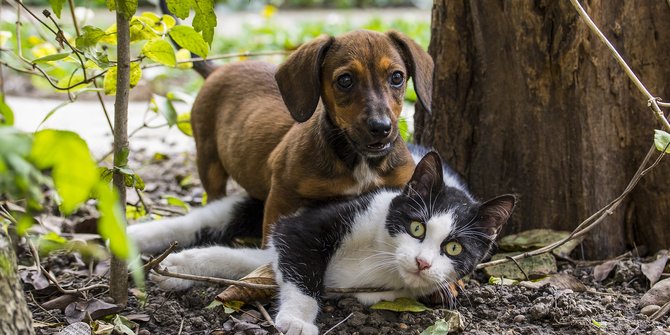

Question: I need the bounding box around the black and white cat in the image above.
[128,148,515,335]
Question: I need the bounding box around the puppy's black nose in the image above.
[367,117,392,139]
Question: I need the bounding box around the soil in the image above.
[18,151,670,335]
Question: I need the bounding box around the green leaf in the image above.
[104,64,141,95]
[48,0,66,18]
[370,297,429,313]
[488,276,519,286]
[163,195,190,212]
[398,118,410,142]
[114,147,130,168]
[0,94,14,126]
[654,129,670,153]
[591,319,604,329]
[154,94,177,126]
[76,26,106,50]
[191,0,216,45]
[222,300,244,314]
[169,26,209,58]
[103,66,117,95]
[32,52,71,63]
[142,39,176,67]
[117,166,145,190]
[112,314,137,335]
[420,319,450,335]
[177,113,192,136]
[205,300,223,309]
[107,0,138,19]
[166,0,192,19]
[96,182,133,260]
[129,16,160,42]
[29,130,98,215]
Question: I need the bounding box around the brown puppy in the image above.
[190,30,433,242]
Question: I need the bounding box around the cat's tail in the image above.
[128,193,264,254]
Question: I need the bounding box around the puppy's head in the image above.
[276,30,433,158]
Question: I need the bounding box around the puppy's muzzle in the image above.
[367,117,392,139]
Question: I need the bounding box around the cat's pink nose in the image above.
[416,257,431,271]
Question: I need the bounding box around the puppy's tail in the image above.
[158,0,217,78]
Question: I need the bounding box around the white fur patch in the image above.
[274,282,320,335]
[345,161,381,195]
[127,194,248,254]
[150,246,274,291]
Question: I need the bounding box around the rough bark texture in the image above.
[415,0,670,259]
[110,10,131,305]
[0,234,35,335]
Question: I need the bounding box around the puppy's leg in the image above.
[128,194,254,254]
[195,141,229,200]
[262,190,298,246]
[151,246,274,291]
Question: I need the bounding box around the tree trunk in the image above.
[0,232,35,335]
[110,9,131,305]
[415,0,670,259]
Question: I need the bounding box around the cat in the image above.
[128,146,516,335]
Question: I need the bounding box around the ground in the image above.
[18,150,670,335]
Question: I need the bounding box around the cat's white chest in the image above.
[345,161,381,195]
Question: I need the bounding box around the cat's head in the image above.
[386,151,516,293]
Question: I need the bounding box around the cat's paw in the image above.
[275,314,318,335]
[149,253,196,291]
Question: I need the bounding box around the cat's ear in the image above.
[403,151,444,200]
[475,195,516,239]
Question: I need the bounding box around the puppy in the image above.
[190,30,433,242]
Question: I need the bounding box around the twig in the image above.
[177,319,184,335]
[650,300,670,321]
[506,256,529,281]
[153,267,278,290]
[27,239,42,277]
[141,241,178,273]
[141,50,290,69]
[40,265,109,295]
[67,0,80,37]
[254,301,283,335]
[569,0,670,132]
[478,144,664,269]
[323,313,354,335]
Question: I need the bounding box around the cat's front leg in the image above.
[353,290,406,305]
[275,282,320,335]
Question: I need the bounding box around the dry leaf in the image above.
[484,252,557,280]
[19,268,50,290]
[641,278,670,307]
[641,250,668,286]
[498,229,583,257]
[519,273,587,292]
[593,259,618,282]
[64,298,121,324]
[371,297,429,313]
[56,322,90,335]
[216,263,277,304]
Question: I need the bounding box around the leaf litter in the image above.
[18,151,670,334]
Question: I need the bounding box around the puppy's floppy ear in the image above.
[403,151,443,200]
[387,30,434,114]
[275,35,334,123]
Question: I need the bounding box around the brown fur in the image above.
[190,30,434,243]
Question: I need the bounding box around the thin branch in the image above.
[650,300,670,321]
[141,241,178,273]
[153,267,278,290]
[569,0,670,132]
[254,302,282,335]
[141,50,290,69]
[67,0,80,37]
[323,313,354,335]
[40,265,109,295]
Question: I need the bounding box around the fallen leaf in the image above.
[19,268,50,290]
[56,322,90,335]
[498,229,582,257]
[489,277,519,286]
[42,294,78,310]
[519,273,587,292]
[484,252,557,280]
[420,318,450,335]
[593,259,619,282]
[112,315,137,335]
[641,250,668,286]
[33,320,63,329]
[124,313,150,322]
[64,298,121,324]
[370,297,429,313]
[216,263,276,304]
[641,277,670,307]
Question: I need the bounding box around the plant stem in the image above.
[109,9,131,307]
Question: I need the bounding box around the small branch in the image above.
[323,313,354,335]
[141,50,290,69]
[254,302,283,335]
[141,241,178,273]
[67,0,81,37]
[506,256,529,281]
[650,300,670,321]
[153,267,278,290]
[40,265,109,295]
[569,0,670,132]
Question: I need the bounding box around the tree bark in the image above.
[416,0,670,259]
[110,10,130,305]
[0,232,35,335]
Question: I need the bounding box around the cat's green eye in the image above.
[409,221,425,238]
[444,241,462,256]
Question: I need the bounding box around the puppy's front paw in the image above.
[275,313,318,335]
[149,253,196,291]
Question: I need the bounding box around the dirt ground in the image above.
[20,151,670,335]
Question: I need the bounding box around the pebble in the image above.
[322,305,335,313]
[209,330,225,335]
[513,315,526,323]
[398,323,409,330]
[600,295,614,305]
[529,303,549,320]
[640,304,661,316]
[138,330,151,335]
[347,311,368,327]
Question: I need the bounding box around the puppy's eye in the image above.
[390,71,404,88]
[337,74,353,89]
[443,241,462,256]
[408,220,425,239]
